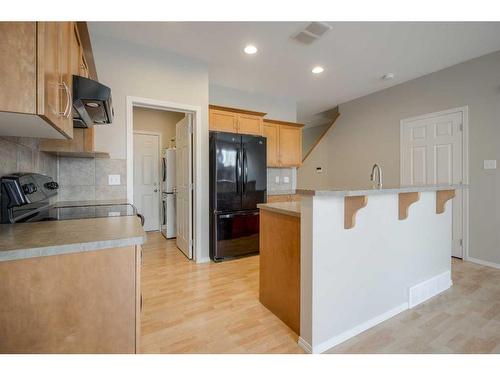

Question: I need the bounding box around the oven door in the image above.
[211,210,259,261]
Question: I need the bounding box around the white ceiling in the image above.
[89,22,500,126]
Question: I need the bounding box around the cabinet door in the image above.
[37,22,73,139]
[0,22,36,114]
[57,22,74,139]
[209,109,237,133]
[263,122,279,167]
[278,125,302,167]
[237,113,262,135]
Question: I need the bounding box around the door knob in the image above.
[154,189,158,193]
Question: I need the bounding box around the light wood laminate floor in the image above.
[140,232,500,354]
[140,232,303,353]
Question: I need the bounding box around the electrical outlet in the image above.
[484,160,497,170]
[283,176,290,183]
[275,176,280,184]
[108,174,121,185]
[316,167,323,174]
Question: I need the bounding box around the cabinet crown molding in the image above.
[209,104,267,117]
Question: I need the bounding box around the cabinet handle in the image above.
[58,81,71,118]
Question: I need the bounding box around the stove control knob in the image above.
[44,181,59,190]
[22,183,38,195]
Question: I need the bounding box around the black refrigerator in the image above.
[209,131,267,261]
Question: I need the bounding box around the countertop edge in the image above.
[258,203,301,217]
[297,184,467,197]
[0,235,147,263]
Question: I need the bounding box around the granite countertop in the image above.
[267,190,296,196]
[0,216,146,262]
[258,201,301,217]
[297,184,466,197]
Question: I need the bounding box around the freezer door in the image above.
[210,132,242,212]
[211,210,260,261]
[241,135,267,210]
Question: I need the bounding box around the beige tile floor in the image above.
[140,232,500,354]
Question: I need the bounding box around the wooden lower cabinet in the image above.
[0,246,141,353]
[259,209,301,334]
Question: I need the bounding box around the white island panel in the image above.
[300,191,452,353]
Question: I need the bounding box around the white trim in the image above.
[467,257,500,270]
[400,106,469,260]
[311,303,409,354]
[408,271,452,308]
[297,337,312,354]
[126,96,203,263]
[132,130,162,232]
[195,257,211,264]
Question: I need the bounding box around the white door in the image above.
[175,115,193,259]
[133,133,160,231]
[401,110,463,258]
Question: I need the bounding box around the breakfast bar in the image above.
[259,184,463,353]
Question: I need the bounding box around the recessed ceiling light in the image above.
[382,73,395,80]
[244,44,258,55]
[312,66,324,74]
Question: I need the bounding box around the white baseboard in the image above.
[311,303,409,354]
[408,270,452,308]
[195,257,211,264]
[466,257,500,270]
[297,337,312,354]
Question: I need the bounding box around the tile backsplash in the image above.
[0,136,57,181]
[267,168,297,192]
[57,157,127,202]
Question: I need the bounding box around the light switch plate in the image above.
[484,160,497,170]
[275,176,280,184]
[283,176,290,183]
[108,174,121,185]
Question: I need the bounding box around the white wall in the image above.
[209,84,297,122]
[298,50,500,265]
[90,34,210,260]
[301,192,452,353]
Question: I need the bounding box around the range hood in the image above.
[72,76,113,128]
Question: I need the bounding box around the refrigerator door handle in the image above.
[162,157,166,182]
[243,148,248,194]
[236,148,241,194]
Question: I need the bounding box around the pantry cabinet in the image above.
[263,119,303,167]
[209,105,266,136]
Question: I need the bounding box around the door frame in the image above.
[126,96,204,263]
[400,106,469,260]
[132,130,162,232]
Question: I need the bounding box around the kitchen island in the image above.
[0,215,146,353]
[260,184,464,354]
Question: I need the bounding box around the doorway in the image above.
[400,106,469,259]
[128,97,201,261]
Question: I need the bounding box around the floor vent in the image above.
[291,22,333,45]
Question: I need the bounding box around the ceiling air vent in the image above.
[291,22,333,45]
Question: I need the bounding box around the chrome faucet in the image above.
[370,164,383,188]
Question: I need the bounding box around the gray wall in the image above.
[209,84,297,122]
[0,137,57,199]
[298,50,500,265]
[302,123,330,157]
[57,157,127,202]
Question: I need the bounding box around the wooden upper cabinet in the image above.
[209,109,237,133]
[263,119,303,167]
[0,23,37,114]
[263,122,279,167]
[238,113,263,135]
[0,22,95,140]
[278,124,302,167]
[209,105,265,135]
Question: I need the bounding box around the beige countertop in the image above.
[54,199,131,207]
[0,216,146,262]
[297,184,466,197]
[267,190,296,196]
[258,201,301,217]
